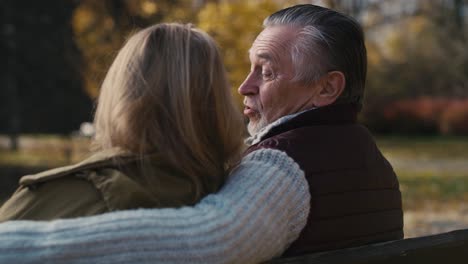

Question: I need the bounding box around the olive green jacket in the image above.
[0,148,220,221]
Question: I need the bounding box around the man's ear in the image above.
[313,71,346,107]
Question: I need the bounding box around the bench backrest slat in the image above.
[270,228,468,264]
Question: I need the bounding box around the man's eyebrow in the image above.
[256,52,272,61]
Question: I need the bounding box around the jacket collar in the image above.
[246,103,359,146]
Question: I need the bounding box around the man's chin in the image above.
[247,118,269,136]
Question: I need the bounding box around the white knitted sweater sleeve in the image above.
[0,149,310,264]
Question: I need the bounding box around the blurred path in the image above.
[404,204,468,238]
[387,156,468,174]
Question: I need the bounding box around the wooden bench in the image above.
[270,228,468,263]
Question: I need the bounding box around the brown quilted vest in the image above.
[245,103,403,257]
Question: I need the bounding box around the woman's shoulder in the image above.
[21,149,161,211]
[0,167,108,222]
[84,167,161,211]
[0,149,137,222]
[19,148,135,187]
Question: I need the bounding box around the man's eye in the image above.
[262,71,274,80]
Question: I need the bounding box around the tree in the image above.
[0,0,92,135]
[197,0,281,104]
[72,0,198,97]
[361,1,468,133]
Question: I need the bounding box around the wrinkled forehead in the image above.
[249,26,297,64]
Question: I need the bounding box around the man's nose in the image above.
[238,73,259,96]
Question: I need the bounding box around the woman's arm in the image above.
[0,149,310,264]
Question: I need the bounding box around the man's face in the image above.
[239,26,320,135]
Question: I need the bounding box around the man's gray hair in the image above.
[263,4,367,108]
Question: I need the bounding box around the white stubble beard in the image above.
[247,114,269,136]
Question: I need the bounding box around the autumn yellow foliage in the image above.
[197,0,281,104]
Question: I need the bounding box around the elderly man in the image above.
[240,4,403,256]
[0,4,402,263]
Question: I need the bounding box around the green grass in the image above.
[397,171,468,209]
[375,135,468,210]
[0,134,91,167]
[376,135,468,159]
[0,149,70,167]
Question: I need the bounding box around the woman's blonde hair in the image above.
[93,23,245,193]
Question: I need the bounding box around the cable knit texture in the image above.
[0,149,309,264]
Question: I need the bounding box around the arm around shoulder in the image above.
[0,149,310,264]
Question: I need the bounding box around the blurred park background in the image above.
[1,0,468,238]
